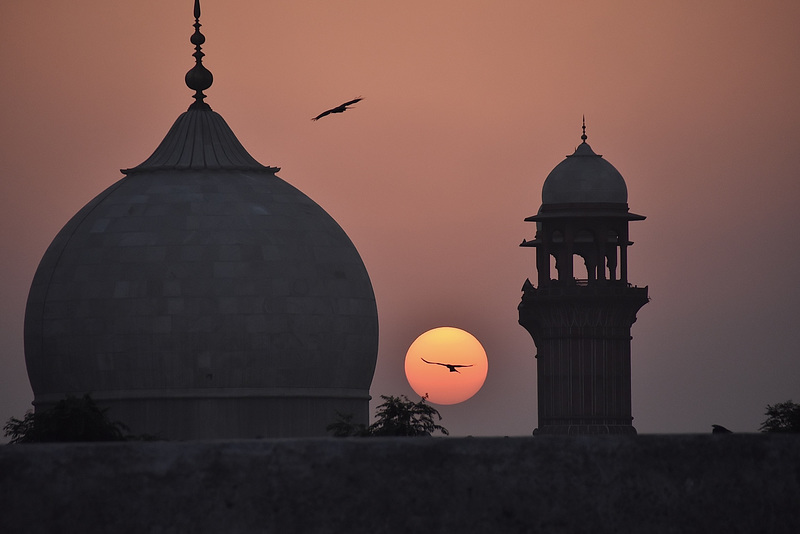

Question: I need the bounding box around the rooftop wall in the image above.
[1,435,798,533]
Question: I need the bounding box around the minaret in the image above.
[518,121,648,435]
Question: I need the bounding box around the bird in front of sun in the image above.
[421,358,473,373]
[406,327,487,405]
[311,97,363,121]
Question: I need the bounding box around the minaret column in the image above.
[519,122,648,435]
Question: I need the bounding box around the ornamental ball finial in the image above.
[186,0,213,110]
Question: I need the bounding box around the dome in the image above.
[541,141,628,205]
[22,3,377,439]
[23,108,378,439]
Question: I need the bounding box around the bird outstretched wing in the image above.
[311,109,333,121]
[311,97,363,121]
[421,358,473,369]
[340,97,363,107]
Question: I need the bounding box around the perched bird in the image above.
[421,358,473,373]
[712,424,733,434]
[311,97,363,121]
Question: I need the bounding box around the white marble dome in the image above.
[24,106,378,439]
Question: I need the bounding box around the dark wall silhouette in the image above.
[1,435,798,533]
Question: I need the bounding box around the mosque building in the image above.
[519,121,649,435]
[23,1,378,439]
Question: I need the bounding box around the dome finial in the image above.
[185,0,213,111]
[581,115,587,143]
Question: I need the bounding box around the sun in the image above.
[404,327,488,405]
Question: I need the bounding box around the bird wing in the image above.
[421,358,472,368]
[341,96,363,107]
[311,109,333,121]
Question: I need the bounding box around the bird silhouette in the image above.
[421,358,473,373]
[311,97,363,121]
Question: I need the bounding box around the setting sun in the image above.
[404,327,488,405]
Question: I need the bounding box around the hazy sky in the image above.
[2,1,799,439]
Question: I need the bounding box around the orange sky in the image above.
[1,1,799,438]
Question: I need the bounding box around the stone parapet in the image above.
[1,435,798,533]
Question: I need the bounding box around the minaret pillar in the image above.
[519,124,648,435]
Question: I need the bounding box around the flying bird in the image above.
[311,97,363,121]
[421,358,473,373]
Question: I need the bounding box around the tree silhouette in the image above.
[369,395,449,436]
[4,394,128,443]
[760,400,800,433]
[327,394,449,437]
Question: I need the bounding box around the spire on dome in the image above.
[581,115,587,143]
[122,0,279,175]
[567,115,601,157]
[185,0,213,111]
